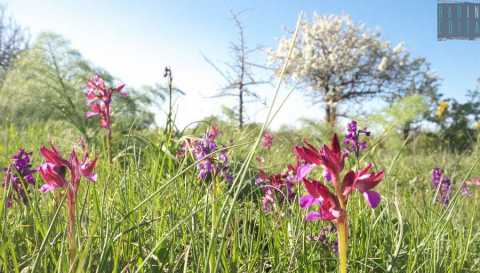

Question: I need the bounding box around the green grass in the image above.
[0,121,479,273]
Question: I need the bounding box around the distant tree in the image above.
[397,78,440,139]
[429,88,480,151]
[0,32,156,138]
[268,14,437,126]
[204,10,268,129]
[0,5,29,83]
[0,32,92,136]
[367,95,429,138]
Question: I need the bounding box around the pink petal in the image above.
[303,179,335,202]
[39,184,56,193]
[296,164,314,181]
[40,146,68,166]
[100,117,109,128]
[305,211,322,221]
[355,170,384,192]
[329,208,341,218]
[83,172,97,182]
[299,194,321,208]
[330,134,341,154]
[114,83,126,93]
[318,205,338,221]
[87,173,97,182]
[342,170,355,197]
[80,155,97,182]
[262,194,274,212]
[85,112,99,118]
[294,145,322,165]
[363,191,381,208]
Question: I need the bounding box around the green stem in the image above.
[106,129,112,164]
[208,179,217,272]
[333,172,348,273]
[336,220,348,273]
[67,190,77,270]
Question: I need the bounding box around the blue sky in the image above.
[4,0,480,128]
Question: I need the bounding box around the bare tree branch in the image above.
[203,10,271,128]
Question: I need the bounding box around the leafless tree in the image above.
[0,5,29,83]
[204,10,269,129]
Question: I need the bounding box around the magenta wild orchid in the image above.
[85,74,127,163]
[255,163,297,212]
[85,74,127,132]
[39,143,97,264]
[294,121,384,273]
[261,131,273,150]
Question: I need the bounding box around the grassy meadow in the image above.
[0,119,479,273]
[0,6,479,273]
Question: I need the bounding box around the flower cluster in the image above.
[295,134,384,222]
[431,168,478,204]
[39,144,97,194]
[2,149,36,207]
[343,120,370,157]
[261,131,273,150]
[255,164,297,212]
[431,167,452,205]
[466,177,480,186]
[179,126,233,183]
[39,143,97,262]
[85,74,127,131]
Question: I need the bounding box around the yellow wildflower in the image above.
[436,101,448,119]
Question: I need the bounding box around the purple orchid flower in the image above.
[343,120,370,158]
[256,164,298,212]
[2,149,36,207]
[178,125,233,183]
[431,168,452,206]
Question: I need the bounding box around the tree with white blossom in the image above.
[268,14,438,126]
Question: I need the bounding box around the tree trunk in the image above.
[325,101,337,126]
[239,83,244,129]
[402,121,412,140]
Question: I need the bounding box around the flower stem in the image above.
[106,130,112,164]
[333,172,348,273]
[336,220,348,273]
[208,179,217,271]
[66,191,76,269]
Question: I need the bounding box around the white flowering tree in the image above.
[268,14,437,126]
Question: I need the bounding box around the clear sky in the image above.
[4,0,480,128]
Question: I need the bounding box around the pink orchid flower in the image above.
[294,133,384,273]
[85,74,127,130]
[39,145,97,193]
[39,143,97,263]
